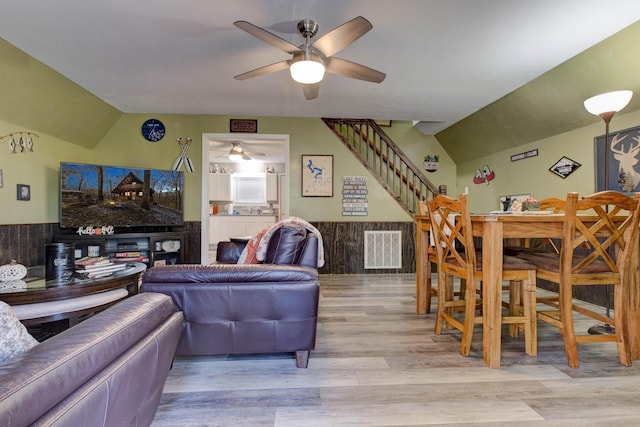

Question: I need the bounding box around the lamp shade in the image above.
[584,90,633,116]
[290,60,325,84]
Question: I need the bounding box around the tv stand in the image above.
[54,231,188,267]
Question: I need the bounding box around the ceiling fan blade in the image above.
[311,16,372,57]
[325,57,386,83]
[234,20,302,54]
[234,60,290,80]
[302,84,319,100]
[244,151,265,156]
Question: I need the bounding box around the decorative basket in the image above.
[423,155,440,172]
[423,161,439,172]
[0,260,27,282]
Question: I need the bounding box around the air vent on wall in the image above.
[364,230,402,269]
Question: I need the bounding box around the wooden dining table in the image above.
[415,212,640,368]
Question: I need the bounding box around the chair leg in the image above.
[434,269,447,334]
[522,271,537,356]
[614,282,631,367]
[426,262,433,314]
[559,284,580,368]
[459,280,478,356]
[508,280,523,338]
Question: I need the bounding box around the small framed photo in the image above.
[302,154,333,197]
[17,184,30,201]
[498,193,531,212]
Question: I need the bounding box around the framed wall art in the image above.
[594,124,640,193]
[302,154,333,197]
[17,184,30,201]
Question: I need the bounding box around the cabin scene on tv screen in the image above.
[60,163,184,228]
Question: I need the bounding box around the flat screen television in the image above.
[59,162,184,230]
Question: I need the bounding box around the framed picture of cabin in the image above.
[301,155,333,197]
[594,124,640,193]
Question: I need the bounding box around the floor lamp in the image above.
[583,89,633,335]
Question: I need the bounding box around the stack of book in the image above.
[111,251,149,264]
[74,256,127,278]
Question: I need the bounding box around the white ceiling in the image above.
[1,1,640,136]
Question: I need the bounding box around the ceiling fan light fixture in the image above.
[290,60,325,84]
[228,143,244,161]
[290,50,325,84]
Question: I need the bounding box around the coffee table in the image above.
[0,262,146,329]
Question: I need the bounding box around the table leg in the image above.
[482,219,503,368]
[416,224,428,314]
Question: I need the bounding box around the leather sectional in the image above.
[0,292,183,426]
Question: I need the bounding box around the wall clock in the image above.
[141,119,165,142]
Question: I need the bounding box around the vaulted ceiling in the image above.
[1,1,639,163]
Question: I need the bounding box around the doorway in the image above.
[200,133,289,263]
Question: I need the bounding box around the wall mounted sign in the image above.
[342,176,368,216]
[511,149,538,162]
[230,119,258,133]
[141,118,165,142]
[549,156,581,179]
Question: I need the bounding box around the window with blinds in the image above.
[232,173,266,205]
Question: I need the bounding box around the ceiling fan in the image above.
[214,141,266,161]
[233,16,386,100]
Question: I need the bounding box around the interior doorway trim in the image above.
[200,133,289,264]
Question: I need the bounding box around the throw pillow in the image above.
[237,226,270,264]
[0,300,39,363]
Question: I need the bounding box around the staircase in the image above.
[322,118,439,216]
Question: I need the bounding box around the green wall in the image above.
[0,39,121,148]
[1,113,453,225]
[9,31,638,226]
[457,108,640,213]
[0,36,454,226]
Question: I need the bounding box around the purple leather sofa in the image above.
[0,293,183,426]
[140,225,321,368]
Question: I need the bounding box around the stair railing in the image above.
[322,118,439,216]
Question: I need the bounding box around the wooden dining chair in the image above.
[503,197,564,336]
[427,194,538,357]
[419,201,460,315]
[504,197,564,256]
[517,191,640,368]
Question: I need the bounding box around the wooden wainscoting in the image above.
[0,222,202,275]
[312,221,416,274]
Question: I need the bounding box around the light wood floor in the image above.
[152,274,640,426]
